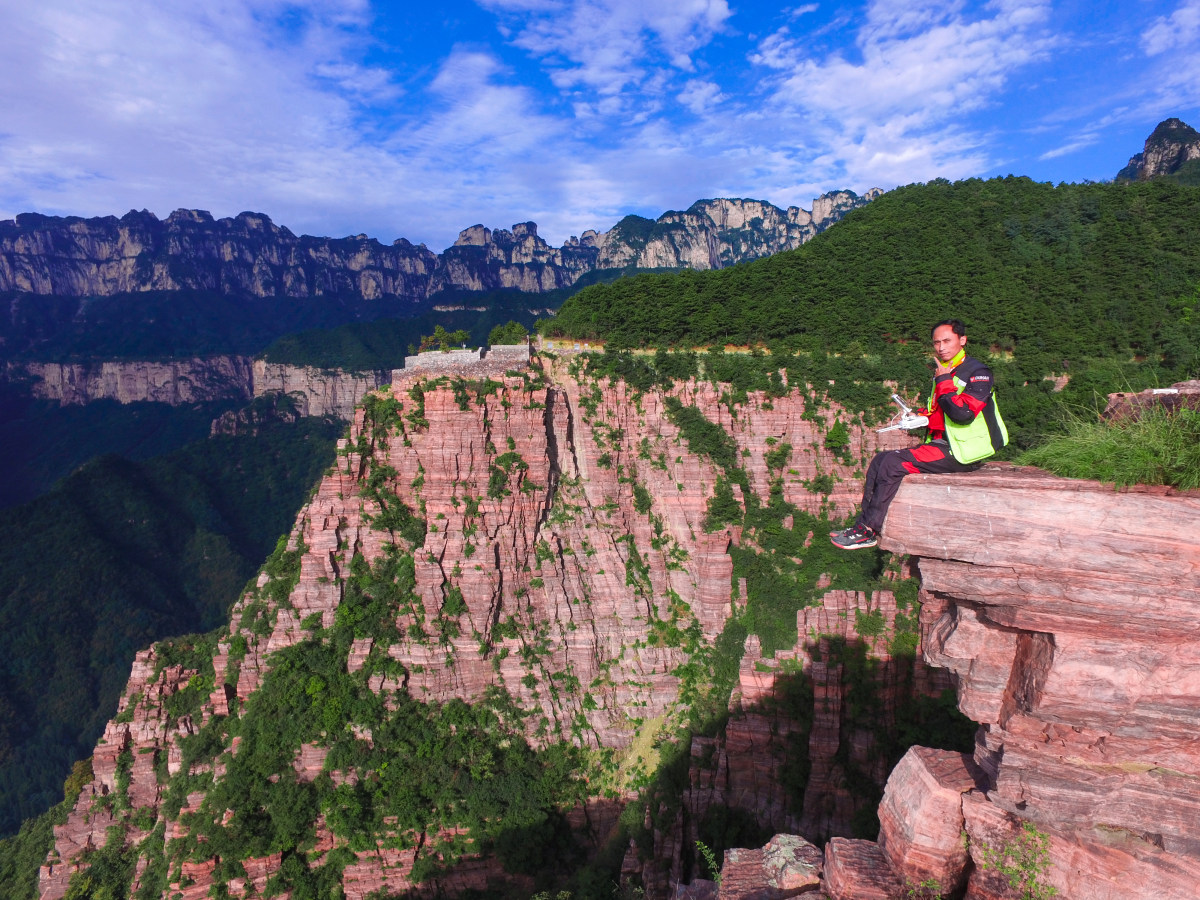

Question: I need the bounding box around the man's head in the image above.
[931,319,967,363]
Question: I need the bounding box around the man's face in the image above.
[932,324,967,363]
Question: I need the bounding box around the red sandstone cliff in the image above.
[871,467,1200,900]
[636,585,955,898]
[712,466,1200,900]
[37,356,916,899]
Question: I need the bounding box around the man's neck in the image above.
[944,349,966,370]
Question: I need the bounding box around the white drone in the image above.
[877,393,929,433]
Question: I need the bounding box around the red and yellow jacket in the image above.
[921,352,1008,463]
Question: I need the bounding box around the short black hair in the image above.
[931,319,966,338]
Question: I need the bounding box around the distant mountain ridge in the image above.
[0,191,878,305]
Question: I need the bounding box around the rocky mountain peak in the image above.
[166,208,214,225]
[454,224,491,246]
[1116,116,1200,181]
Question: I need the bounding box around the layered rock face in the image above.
[0,192,877,302]
[1117,117,1200,181]
[37,357,916,900]
[431,221,597,293]
[13,357,255,406]
[9,356,390,419]
[250,359,390,419]
[817,466,1200,899]
[40,361,1200,900]
[0,209,439,299]
[640,585,953,897]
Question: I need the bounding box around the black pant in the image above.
[856,442,975,532]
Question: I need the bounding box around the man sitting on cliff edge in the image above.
[831,319,1008,550]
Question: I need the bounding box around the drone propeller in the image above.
[876,393,928,433]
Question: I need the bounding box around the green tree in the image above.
[488,320,530,345]
[420,325,472,352]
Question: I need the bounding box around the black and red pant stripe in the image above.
[856,443,975,533]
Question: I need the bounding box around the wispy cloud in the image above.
[1141,0,1200,55]
[1040,133,1100,160]
[1137,0,1200,115]
[477,0,732,96]
[677,78,725,114]
[746,0,1055,185]
[0,1,397,227]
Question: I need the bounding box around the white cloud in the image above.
[0,0,1191,257]
[477,0,731,97]
[747,0,1055,186]
[1039,133,1100,160]
[0,0,1056,249]
[862,0,968,41]
[0,1,401,226]
[405,50,566,166]
[678,79,725,113]
[1133,0,1200,117]
[0,0,577,250]
[1141,0,1200,55]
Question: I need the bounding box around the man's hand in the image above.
[934,359,955,376]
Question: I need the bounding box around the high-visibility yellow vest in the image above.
[928,360,1009,464]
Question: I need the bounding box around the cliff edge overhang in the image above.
[824,465,1200,899]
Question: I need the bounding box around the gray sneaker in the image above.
[830,523,878,549]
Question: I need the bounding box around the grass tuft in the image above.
[1018,406,1200,490]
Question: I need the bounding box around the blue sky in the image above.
[1,0,1197,251]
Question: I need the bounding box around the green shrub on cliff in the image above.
[147,538,592,897]
[0,797,73,900]
[978,822,1059,900]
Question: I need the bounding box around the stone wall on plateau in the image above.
[37,356,914,900]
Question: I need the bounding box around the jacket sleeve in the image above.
[936,366,993,425]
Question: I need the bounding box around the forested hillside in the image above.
[0,390,241,508]
[547,177,1200,383]
[0,418,341,837]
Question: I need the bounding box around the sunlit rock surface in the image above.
[814,466,1200,900]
